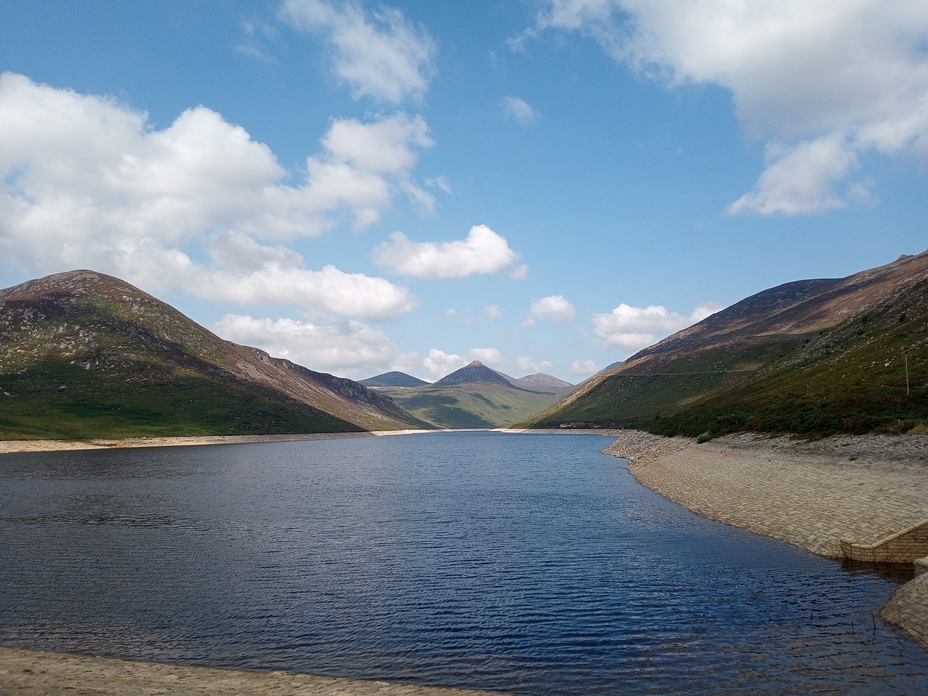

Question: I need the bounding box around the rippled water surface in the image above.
[2,432,927,694]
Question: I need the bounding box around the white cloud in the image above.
[484,305,502,320]
[502,96,538,125]
[530,295,576,324]
[214,313,397,376]
[516,356,554,373]
[194,264,417,321]
[470,347,503,365]
[280,0,437,104]
[726,135,858,215]
[423,348,467,380]
[532,1,928,215]
[0,73,423,320]
[373,224,523,279]
[571,359,598,376]
[592,301,722,357]
[427,175,453,194]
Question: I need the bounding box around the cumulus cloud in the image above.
[280,0,437,104]
[194,265,417,320]
[470,347,503,365]
[484,305,502,320]
[726,135,860,215]
[531,1,928,215]
[571,359,598,377]
[423,348,467,380]
[214,313,397,376]
[373,224,523,279]
[530,295,576,324]
[502,96,538,125]
[516,356,554,373]
[0,73,423,319]
[592,301,722,356]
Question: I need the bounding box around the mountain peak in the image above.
[360,371,428,387]
[434,361,511,387]
[0,269,428,436]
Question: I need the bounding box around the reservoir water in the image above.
[1,431,927,694]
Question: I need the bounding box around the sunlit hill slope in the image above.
[0,270,429,439]
[529,250,928,437]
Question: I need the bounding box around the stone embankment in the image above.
[0,647,502,696]
[605,429,928,648]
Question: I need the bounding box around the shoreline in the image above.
[603,429,928,648]
[0,647,502,695]
[0,427,622,454]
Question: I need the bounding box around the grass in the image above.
[374,383,570,428]
[0,359,360,440]
[530,280,928,437]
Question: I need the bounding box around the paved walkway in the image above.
[605,430,928,647]
[0,648,501,696]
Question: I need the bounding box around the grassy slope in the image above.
[0,271,415,439]
[374,383,571,428]
[647,281,928,437]
[0,359,360,440]
[532,280,928,437]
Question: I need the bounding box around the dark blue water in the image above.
[1,432,927,694]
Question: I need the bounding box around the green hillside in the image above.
[647,280,928,437]
[375,382,571,428]
[529,250,928,437]
[0,358,356,440]
[0,270,427,439]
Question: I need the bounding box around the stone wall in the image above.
[841,520,928,564]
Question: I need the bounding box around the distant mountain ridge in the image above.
[529,250,928,436]
[360,371,428,387]
[433,361,512,387]
[513,372,573,389]
[0,270,428,439]
[365,361,574,429]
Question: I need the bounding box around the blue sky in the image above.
[1,1,927,382]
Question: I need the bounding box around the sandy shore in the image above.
[0,431,389,454]
[0,427,621,454]
[604,429,928,648]
[0,647,502,695]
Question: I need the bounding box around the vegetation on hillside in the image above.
[0,359,358,440]
[0,270,425,439]
[529,251,928,438]
[374,382,570,429]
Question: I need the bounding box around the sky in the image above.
[1,1,927,383]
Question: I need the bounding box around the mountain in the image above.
[529,250,928,436]
[512,373,573,389]
[360,371,429,387]
[433,360,513,387]
[369,361,574,428]
[0,270,429,439]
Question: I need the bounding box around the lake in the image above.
[1,431,927,694]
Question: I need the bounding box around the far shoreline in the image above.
[0,427,623,454]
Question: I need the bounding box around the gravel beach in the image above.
[0,647,502,696]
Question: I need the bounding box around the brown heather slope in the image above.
[0,270,428,438]
[529,249,928,433]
